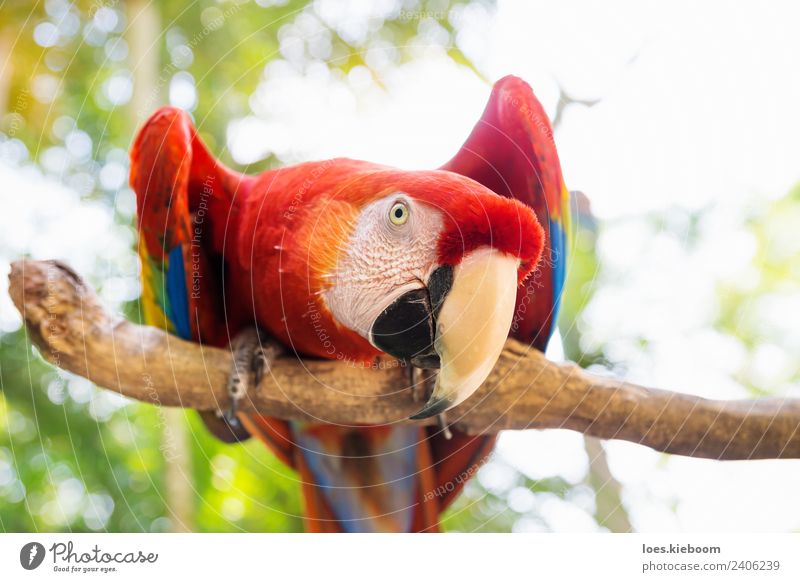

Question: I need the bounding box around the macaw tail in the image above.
[241,417,494,532]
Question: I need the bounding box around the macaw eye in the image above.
[389,201,409,226]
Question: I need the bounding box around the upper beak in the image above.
[409,248,519,419]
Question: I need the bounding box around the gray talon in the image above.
[437,413,453,440]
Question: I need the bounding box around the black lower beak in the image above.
[370,288,439,367]
[369,266,453,368]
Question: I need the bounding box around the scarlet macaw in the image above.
[130,75,569,532]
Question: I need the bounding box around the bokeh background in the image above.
[1,0,799,532]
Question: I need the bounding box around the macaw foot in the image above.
[408,366,452,440]
[200,327,281,443]
[225,327,281,421]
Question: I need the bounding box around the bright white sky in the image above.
[2,0,799,532]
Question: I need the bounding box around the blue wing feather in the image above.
[548,216,568,339]
[166,245,192,340]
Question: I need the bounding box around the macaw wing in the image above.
[131,107,275,445]
[131,107,229,344]
[442,75,571,351]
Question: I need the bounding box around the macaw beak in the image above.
[370,248,519,420]
[411,248,519,419]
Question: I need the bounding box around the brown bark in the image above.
[9,259,800,460]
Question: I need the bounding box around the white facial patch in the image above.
[322,193,444,340]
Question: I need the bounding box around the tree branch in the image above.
[8,259,800,460]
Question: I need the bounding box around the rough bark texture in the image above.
[9,259,800,460]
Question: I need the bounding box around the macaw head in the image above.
[321,169,544,419]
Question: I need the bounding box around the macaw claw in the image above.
[223,327,281,428]
[408,365,434,403]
